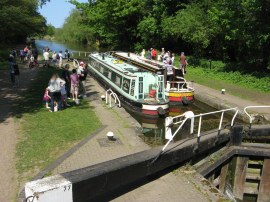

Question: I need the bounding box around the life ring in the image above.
[182,96,189,106]
[157,107,166,116]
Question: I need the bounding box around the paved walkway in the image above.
[194,83,270,121]
[52,76,150,174]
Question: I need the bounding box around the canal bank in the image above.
[194,83,270,122]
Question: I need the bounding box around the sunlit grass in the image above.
[16,67,101,177]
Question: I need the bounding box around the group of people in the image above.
[141,48,188,84]
[42,48,64,68]
[43,61,88,112]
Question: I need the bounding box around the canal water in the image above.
[131,101,238,146]
[35,40,241,146]
[35,39,96,54]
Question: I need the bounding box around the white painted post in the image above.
[197,115,202,138]
[219,111,225,130]
[165,116,173,140]
[25,175,72,202]
[183,111,195,134]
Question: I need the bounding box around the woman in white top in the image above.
[48,74,65,112]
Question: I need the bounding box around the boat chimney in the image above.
[102,53,105,60]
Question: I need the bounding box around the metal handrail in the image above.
[106,88,121,108]
[71,51,92,58]
[243,106,270,124]
[169,79,194,91]
[192,107,238,138]
[163,107,238,152]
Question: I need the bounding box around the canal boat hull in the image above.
[166,90,195,104]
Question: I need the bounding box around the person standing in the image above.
[32,48,38,61]
[8,53,15,86]
[43,49,50,67]
[179,52,188,74]
[62,64,71,98]
[48,74,65,112]
[58,51,63,68]
[151,48,157,60]
[65,49,68,59]
[165,60,174,82]
[70,69,79,103]
[52,51,57,66]
[79,63,88,98]
[147,49,151,60]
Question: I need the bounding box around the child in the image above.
[29,54,34,68]
[43,87,51,109]
[60,83,70,107]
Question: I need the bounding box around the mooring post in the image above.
[230,125,243,146]
[233,156,248,200]
[258,158,270,202]
[219,163,229,193]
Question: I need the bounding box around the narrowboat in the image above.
[113,51,195,105]
[88,53,170,117]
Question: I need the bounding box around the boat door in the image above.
[157,75,165,100]
[138,77,144,99]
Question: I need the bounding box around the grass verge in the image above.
[15,67,101,179]
[173,60,270,99]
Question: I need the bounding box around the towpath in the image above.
[0,62,39,202]
[194,83,270,121]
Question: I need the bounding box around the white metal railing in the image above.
[106,88,121,108]
[244,106,270,124]
[163,107,239,152]
[167,77,194,92]
[71,51,92,58]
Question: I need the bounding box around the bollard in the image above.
[230,125,243,146]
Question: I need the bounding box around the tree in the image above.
[0,0,47,43]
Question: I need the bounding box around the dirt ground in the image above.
[0,62,38,202]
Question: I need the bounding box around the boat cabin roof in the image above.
[90,53,151,77]
[113,52,164,70]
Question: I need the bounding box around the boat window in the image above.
[122,78,130,93]
[116,76,121,87]
[108,71,112,79]
[111,71,122,87]
[138,77,144,99]
[157,75,164,99]
[130,80,135,96]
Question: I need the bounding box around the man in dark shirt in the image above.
[61,64,71,98]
